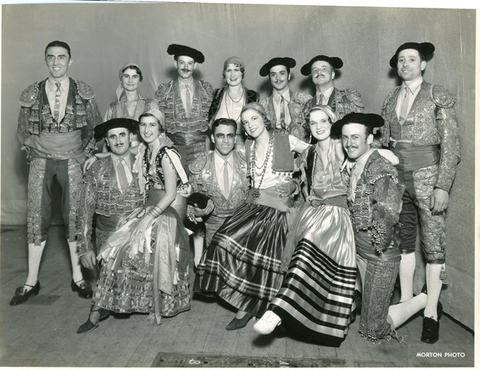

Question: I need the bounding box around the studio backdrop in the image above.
[1,2,475,330]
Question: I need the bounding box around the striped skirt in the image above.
[197,201,291,316]
[270,203,357,346]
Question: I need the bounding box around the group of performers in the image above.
[11,40,460,347]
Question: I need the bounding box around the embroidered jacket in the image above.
[343,150,403,254]
[155,78,214,134]
[303,87,364,122]
[380,81,461,192]
[76,153,145,256]
[17,78,102,157]
[189,150,249,218]
[259,90,312,141]
[208,86,258,124]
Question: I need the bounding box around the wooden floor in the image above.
[0,225,474,368]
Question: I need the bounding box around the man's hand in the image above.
[80,250,97,270]
[187,200,215,224]
[430,188,449,214]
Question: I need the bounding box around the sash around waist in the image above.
[25,131,85,161]
[355,230,401,262]
[96,214,123,232]
[249,187,293,212]
[390,143,440,172]
[309,195,348,209]
[168,131,207,147]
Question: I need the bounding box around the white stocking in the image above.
[69,241,84,283]
[399,252,416,302]
[389,293,427,328]
[193,233,204,267]
[424,263,443,320]
[25,241,46,287]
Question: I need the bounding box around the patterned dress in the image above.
[269,141,356,347]
[197,133,299,316]
[92,141,191,324]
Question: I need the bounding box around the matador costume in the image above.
[17,78,102,245]
[381,81,460,267]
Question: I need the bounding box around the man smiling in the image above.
[301,54,363,121]
[188,118,250,265]
[155,44,213,173]
[259,57,311,141]
[12,40,102,305]
[381,42,461,344]
[76,118,144,271]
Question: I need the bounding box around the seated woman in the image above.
[254,106,428,345]
[196,102,309,331]
[252,105,357,346]
[77,109,191,333]
[103,63,157,149]
[208,57,258,150]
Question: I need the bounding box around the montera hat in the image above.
[301,55,343,76]
[94,118,138,141]
[331,112,384,136]
[259,57,296,77]
[389,42,435,68]
[167,44,205,63]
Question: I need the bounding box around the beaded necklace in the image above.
[226,88,244,121]
[250,132,274,198]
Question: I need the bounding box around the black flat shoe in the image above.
[10,281,40,306]
[71,279,93,299]
[226,313,253,331]
[421,316,439,344]
[77,308,110,334]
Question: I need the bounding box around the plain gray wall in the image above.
[1,3,475,329]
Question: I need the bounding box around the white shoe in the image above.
[253,310,281,335]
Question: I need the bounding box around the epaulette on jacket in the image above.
[431,84,456,109]
[188,153,208,175]
[344,88,364,107]
[365,152,398,185]
[19,83,40,108]
[75,80,95,100]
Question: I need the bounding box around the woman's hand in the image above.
[129,213,155,257]
[83,156,98,173]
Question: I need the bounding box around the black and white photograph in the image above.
[0,0,476,368]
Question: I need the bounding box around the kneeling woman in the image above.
[77,109,191,333]
[253,105,356,346]
[197,102,309,330]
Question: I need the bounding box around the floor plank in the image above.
[0,225,474,367]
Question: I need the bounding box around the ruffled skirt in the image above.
[271,203,357,346]
[197,201,292,316]
[93,192,190,323]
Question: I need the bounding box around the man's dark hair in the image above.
[212,118,237,135]
[45,41,71,58]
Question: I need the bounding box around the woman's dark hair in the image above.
[121,65,143,81]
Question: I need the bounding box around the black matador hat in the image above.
[259,57,296,77]
[331,112,384,136]
[167,44,205,64]
[301,55,343,76]
[94,118,138,141]
[389,42,435,68]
